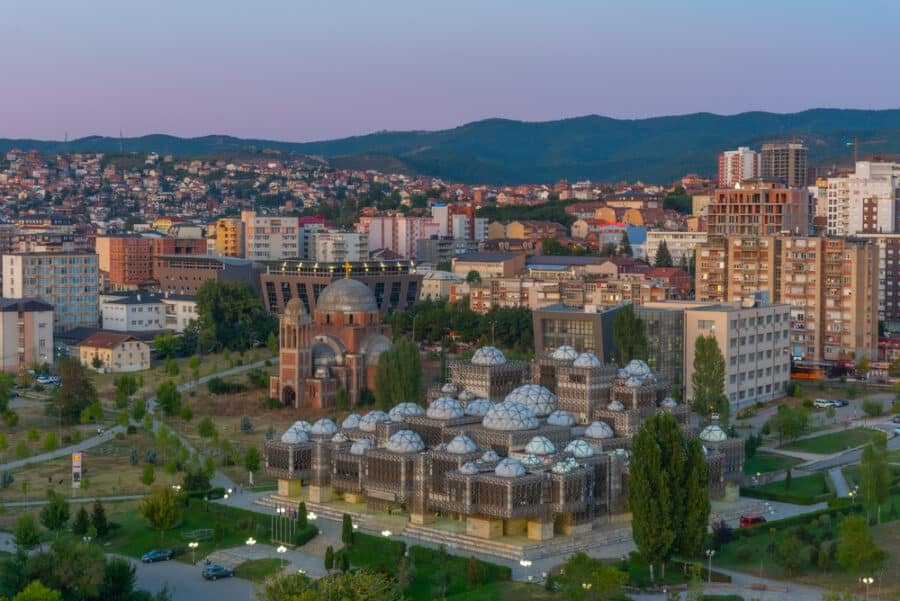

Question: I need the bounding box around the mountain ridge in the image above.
[3,108,900,184]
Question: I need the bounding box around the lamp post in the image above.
[381,530,392,537]
[276,545,287,570]
[519,559,532,581]
[246,536,256,553]
[705,549,716,584]
[188,541,199,565]
[860,576,873,600]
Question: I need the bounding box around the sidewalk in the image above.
[0,426,125,472]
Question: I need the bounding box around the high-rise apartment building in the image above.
[309,231,368,263]
[95,235,153,288]
[707,180,811,237]
[358,215,440,259]
[214,218,245,258]
[3,252,99,330]
[826,162,900,236]
[854,233,900,332]
[761,142,808,188]
[717,147,760,188]
[241,211,300,261]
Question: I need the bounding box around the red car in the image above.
[739,514,767,528]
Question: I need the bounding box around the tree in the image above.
[324,545,334,571]
[654,240,673,267]
[336,388,348,411]
[784,468,793,491]
[774,534,806,575]
[24,540,104,601]
[466,270,481,283]
[72,506,90,536]
[196,280,276,352]
[837,515,884,573]
[619,232,633,257]
[91,356,103,370]
[766,404,810,443]
[153,334,179,359]
[862,399,883,418]
[690,334,729,423]
[678,437,710,558]
[889,356,900,378]
[39,491,69,538]
[12,514,40,552]
[611,304,648,366]
[267,331,278,356]
[155,381,181,417]
[860,431,890,522]
[140,464,156,487]
[100,557,136,601]
[244,446,260,477]
[139,487,181,540]
[12,581,61,601]
[555,552,628,601]
[240,415,253,433]
[91,501,109,537]
[52,357,98,424]
[114,374,139,408]
[297,501,308,528]
[341,513,354,546]
[183,468,210,493]
[374,337,422,410]
[198,416,216,438]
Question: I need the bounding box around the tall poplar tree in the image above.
[612,304,648,366]
[690,334,729,423]
[374,336,422,410]
[860,431,890,522]
[677,437,710,557]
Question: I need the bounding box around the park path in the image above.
[829,467,851,497]
[0,426,126,472]
[2,493,143,507]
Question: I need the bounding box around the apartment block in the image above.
[95,235,153,288]
[3,252,99,330]
[214,218,245,258]
[761,142,808,188]
[358,216,439,259]
[643,230,708,264]
[707,179,811,237]
[855,233,900,331]
[241,211,300,261]
[717,146,760,188]
[0,298,54,372]
[826,162,900,236]
[309,231,368,263]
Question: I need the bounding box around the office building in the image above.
[717,147,760,188]
[451,253,525,279]
[761,142,808,188]
[532,304,620,364]
[154,255,262,296]
[3,252,99,330]
[415,237,480,266]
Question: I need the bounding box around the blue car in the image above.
[141,549,174,563]
[202,565,235,580]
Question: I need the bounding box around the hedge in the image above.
[739,486,833,505]
[293,523,319,547]
[731,502,863,539]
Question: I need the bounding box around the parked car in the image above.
[141,549,174,563]
[202,565,235,580]
[832,399,848,407]
[895,426,900,436]
[739,514,767,528]
[813,399,835,408]
[893,415,900,424]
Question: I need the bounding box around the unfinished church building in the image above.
[265,325,745,543]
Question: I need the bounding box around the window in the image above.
[698,319,715,331]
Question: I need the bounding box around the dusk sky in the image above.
[3,0,899,141]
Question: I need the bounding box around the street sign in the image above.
[72,452,82,489]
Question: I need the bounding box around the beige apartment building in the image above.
[241,211,299,261]
[0,299,53,372]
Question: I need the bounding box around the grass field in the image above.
[743,452,804,475]
[445,582,558,601]
[234,558,283,582]
[783,428,880,454]
[744,472,832,502]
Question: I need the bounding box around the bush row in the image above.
[739,486,833,506]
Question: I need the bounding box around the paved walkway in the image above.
[0,426,125,472]
[207,542,329,579]
[828,467,851,497]
[2,494,143,507]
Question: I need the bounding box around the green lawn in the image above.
[445,581,558,601]
[742,472,833,504]
[782,428,880,454]
[234,558,283,582]
[744,452,804,475]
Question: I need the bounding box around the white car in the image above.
[813,399,835,408]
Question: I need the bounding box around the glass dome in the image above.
[471,346,507,366]
[310,418,338,436]
[280,428,309,444]
[349,438,374,456]
[624,359,652,377]
[464,398,495,417]
[550,345,578,361]
[291,420,312,433]
[573,352,602,368]
[565,439,595,458]
[480,449,500,463]
[504,384,557,417]
[359,410,390,432]
[427,397,465,420]
[389,402,425,422]
[385,429,426,453]
[458,390,478,403]
[341,414,361,429]
[546,410,576,427]
[552,457,580,474]
[446,434,478,455]
[482,401,539,431]
[607,400,625,412]
[331,432,349,443]
[494,457,526,478]
[585,420,615,439]
[699,424,728,442]
[458,462,479,475]
[520,453,543,467]
[441,382,459,395]
[661,397,678,408]
[625,377,644,388]
[524,435,556,456]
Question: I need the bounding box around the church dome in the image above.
[494,457,527,478]
[547,410,576,427]
[360,334,392,365]
[285,298,306,318]
[565,440,595,458]
[504,384,557,417]
[389,402,425,422]
[550,345,578,361]
[699,424,728,442]
[385,430,426,453]
[427,397,465,420]
[573,352,602,368]
[471,346,507,366]
[446,434,478,455]
[482,401,539,431]
[316,279,378,313]
[465,398,495,417]
[585,421,615,439]
[359,410,390,432]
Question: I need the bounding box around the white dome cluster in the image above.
[471,346,507,366]
[661,397,678,409]
[459,462,479,475]
[464,398,495,417]
[494,457,526,478]
[573,352,602,368]
[546,410,575,427]
[310,418,338,436]
[341,414,361,429]
[441,382,459,396]
[619,359,657,387]
[349,438,374,456]
[699,424,728,442]
[480,449,500,463]
[482,401,539,431]
[550,345,578,361]
[427,397,465,420]
[331,432,349,443]
[584,421,615,439]
[458,390,478,403]
[606,400,625,412]
[552,457,580,474]
[565,439,595,458]
[385,429,426,453]
[446,434,478,455]
[389,402,424,422]
[524,435,556,456]
[280,428,310,444]
[504,384,557,417]
[359,410,390,432]
[520,454,543,467]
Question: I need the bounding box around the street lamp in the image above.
[307,511,317,521]
[705,549,716,583]
[246,536,256,550]
[860,576,873,599]
[381,530,392,537]
[276,545,287,569]
[519,559,532,581]
[188,541,199,564]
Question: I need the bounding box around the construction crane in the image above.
[846,138,887,164]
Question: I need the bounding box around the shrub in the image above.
[862,399,883,418]
[127,425,137,435]
[198,417,216,438]
[246,368,268,389]
[802,399,814,409]
[240,416,253,434]
[263,397,281,410]
[294,523,319,546]
[207,377,245,395]
[179,405,194,421]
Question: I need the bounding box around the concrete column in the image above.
[410,512,435,526]
[466,516,502,539]
[527,518,554,541]
[278,478,302,498]
[308,484,333,503]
